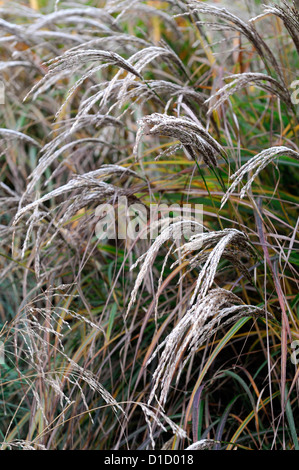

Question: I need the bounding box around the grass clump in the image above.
[0,0,298,450]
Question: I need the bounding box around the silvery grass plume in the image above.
[13,165,141,260]
[23,49,142,115]
[138,403,186,450]
[185,439,217,450]
[264,1,299,55]
[0,17,31,42]
[49,0,180,37]
[173,228,254,303]
[77,43,188,117]
[24,115,124,194]
[11,288,124,422]
[0,128,41,149]
[134,113,226,167]
[76,79,209,123]
[147,288,270,407]
[12,282,187,449]
[75,80,163,122]
[15,177,118,226]
[104,0,181,37]
[0,440,47,451]
[127,227,253,320]
[126,218,204,319]
[0,7,101,48]
[176,248,252,288]
[221,146,299,208]
[204,73,293,115]
[24,6,119,40]
[176,2,285,85]
[24,44,187,120]
[67,33,151,55]
[0,61,37,72]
